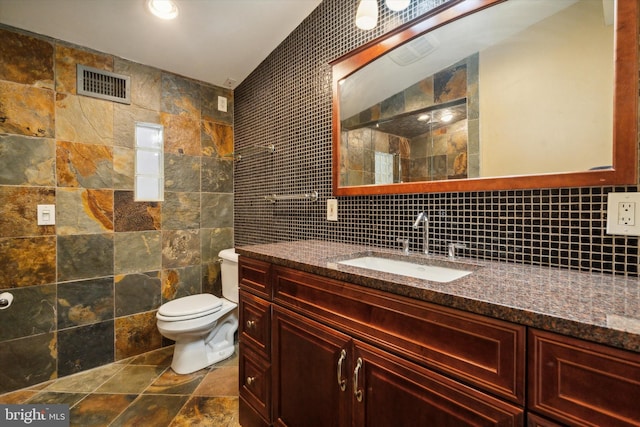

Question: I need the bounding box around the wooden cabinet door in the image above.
[529,329,640,427]
[272,306,351,427]
[352,340,524,427]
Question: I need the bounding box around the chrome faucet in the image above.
[412,212,429,255]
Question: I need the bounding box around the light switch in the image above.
[217,96,228,112]
[327,199,338,221]
[37,204,55,225]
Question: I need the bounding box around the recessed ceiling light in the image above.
[441,111,454,122]
[147,0,179,20]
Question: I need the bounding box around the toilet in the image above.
[156,248,239,374]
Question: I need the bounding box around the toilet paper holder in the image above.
[0,292,13,309]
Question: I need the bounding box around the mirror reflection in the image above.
[338,0,615,187]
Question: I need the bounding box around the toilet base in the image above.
[171,340,236,374]
[170,309,238,374]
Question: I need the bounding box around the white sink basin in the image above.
[338,256,473,283]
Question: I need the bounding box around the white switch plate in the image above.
[37,204,55,225]
[327,199,338,221]
[217,96,228,112]
[606,192,640,235]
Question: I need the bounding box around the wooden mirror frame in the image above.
[331,0,638,196]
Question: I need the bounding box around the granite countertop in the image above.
[236,240,640,353]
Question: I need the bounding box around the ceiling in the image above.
[0,0,322,89]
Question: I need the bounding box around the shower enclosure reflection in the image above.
[341,99,469,186]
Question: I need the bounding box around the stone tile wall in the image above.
[0,26,234,394]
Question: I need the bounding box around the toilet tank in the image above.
[218,248,238,303]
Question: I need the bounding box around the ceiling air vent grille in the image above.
[389,33,440,66]
[77,65,131,104]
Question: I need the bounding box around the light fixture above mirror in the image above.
[356,0,378,30]
[386,0,411,12]
[356,0,411,30]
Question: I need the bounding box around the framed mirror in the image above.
[331,0,638,196]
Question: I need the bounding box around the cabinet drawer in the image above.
[273,265,525,405]
[529,329,640,427]
[239,290,271,359]
[526,413,564,427]
[239,342,271,423]
[239,256,272,299]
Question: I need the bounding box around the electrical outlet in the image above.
[618,202,635,225]
[37,204,55,225]
[607,192,640,235]
[327,199,338,221]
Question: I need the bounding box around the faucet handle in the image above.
[448,243,466,259]
[397,237,410,255]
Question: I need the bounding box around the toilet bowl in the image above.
[156,248,239,374]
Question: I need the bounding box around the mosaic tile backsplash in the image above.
[234,0,640,276]
[0,26,234,394]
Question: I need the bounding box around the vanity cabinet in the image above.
[239,256,524,426]
[238,255,640,427]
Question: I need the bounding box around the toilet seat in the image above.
[157,294,223,322]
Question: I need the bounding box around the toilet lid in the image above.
[158,294,223,318]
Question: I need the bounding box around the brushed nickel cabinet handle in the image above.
[353,357,363,402]
[246,320,256,329]
[246,376,256,386]
[337,349,347,391]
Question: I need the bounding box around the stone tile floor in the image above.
[0,345,240,426]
